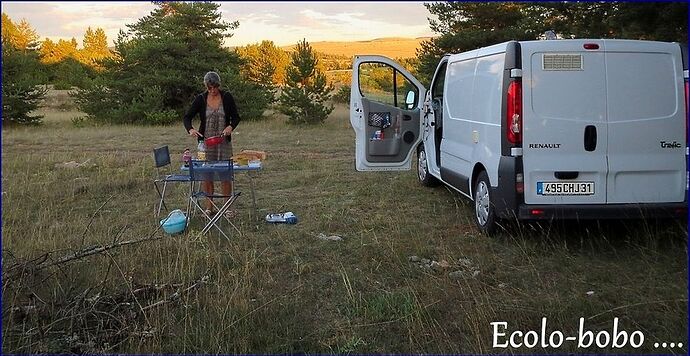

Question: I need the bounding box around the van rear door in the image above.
[521,40,608,204]
[350,56,425,171]
[522,40,686,205]
[604,41,686,203]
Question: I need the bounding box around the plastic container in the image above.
[265,212,298,224]
[160,209,187,234]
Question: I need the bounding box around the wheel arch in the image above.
[471,163,487,200]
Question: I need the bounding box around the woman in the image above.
[183,71,241,216]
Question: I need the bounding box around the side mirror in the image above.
[405,90,415,109]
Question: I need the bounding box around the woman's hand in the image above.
[222,126,233,137]
[188,128,202,138]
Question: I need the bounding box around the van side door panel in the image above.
[440,58,477,192]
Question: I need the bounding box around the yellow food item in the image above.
[233,157,249,165]
[232,150,266,165]
[239,150,267,160]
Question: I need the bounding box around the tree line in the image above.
[3,1,687,126]
[2,3,335,126]
[416,2,688,83]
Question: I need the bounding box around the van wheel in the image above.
[417,145,439,187]
[474,171,497,235]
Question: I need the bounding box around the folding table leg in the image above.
[154,181,169,217]
[247,172,258,222]
[200,194,241,236]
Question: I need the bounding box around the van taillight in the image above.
[507,80,522,144]
[685,80,690,146]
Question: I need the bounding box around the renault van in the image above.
[350,39,688,234]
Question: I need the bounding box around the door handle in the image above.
[403,115,412,121]
[584,125,597,152]
[555,171,579,180]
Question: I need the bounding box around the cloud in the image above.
[2,1,435,47]
[2,1,155,46]
[221,2,434,46]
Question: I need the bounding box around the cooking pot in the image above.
[204,134,225,147]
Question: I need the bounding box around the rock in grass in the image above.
[317,233,343,241]
[430,260,444,272]
[458,257,473,268]
[448,270,465,279]
[408,255,421,263]
[56,159,96,169]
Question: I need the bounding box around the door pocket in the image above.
[368,138,401,156]
[368,112,392,129]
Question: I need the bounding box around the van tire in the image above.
[417,145,440,187]
[474,171,497,235]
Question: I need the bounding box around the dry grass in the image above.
[282,37,431,59]
[1,94,687,354]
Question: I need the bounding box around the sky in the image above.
[1,1,437,47]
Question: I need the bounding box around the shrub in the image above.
[332,84,350,105]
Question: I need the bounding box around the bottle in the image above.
[182,148,192,167]
[197,139,206,161]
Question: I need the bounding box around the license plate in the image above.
[537,181,594,195]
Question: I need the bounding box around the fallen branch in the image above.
[141,274,211,312]
[41,235,162,271]
[80,195,115,247]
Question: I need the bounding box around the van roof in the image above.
[446,39,680,60]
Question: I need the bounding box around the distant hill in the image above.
[281,37,432,59]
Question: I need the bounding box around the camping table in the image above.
[181,161,262,222]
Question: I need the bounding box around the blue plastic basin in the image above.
[160,210,187,234]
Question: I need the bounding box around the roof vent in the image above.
[543,54,583,71]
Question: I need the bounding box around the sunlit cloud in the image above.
[2,1,435,47]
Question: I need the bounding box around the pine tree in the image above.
[278,39,333,125]
[74,2,271,125]
[81,27,112,68]
[416,2,688,82]
[236,40,289,87]
[2,15,47,125]
[39,38,61,64]
[1,13,39,51]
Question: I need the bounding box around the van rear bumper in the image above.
[517,202,688,220]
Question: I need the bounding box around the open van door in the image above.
[350,55,425,171]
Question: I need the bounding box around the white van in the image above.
[350,39,688,234]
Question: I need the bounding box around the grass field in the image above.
[1,92,688,354]
[282,37,430,59]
